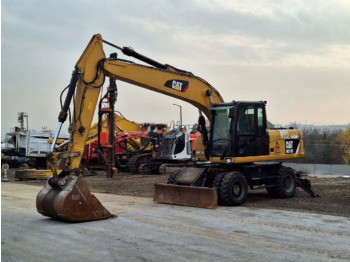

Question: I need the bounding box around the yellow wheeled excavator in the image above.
[36,34,318,222]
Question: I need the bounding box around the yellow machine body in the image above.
[36,34,313,221]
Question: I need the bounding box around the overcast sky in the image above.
[2,0,350,139]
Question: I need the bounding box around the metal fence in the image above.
[283,163,350,176]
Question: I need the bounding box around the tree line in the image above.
[293,126,350,164]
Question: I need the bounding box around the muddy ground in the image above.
[5,168,350,218]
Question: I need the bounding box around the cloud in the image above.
[1,0,350,140]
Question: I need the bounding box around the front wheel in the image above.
[220,171,248,206]
[212,172,226,204]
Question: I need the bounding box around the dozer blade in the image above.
[36,175,114,222]
[154,183,218,209]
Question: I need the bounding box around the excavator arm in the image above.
[64,34,223,170]
[37,34,224,221]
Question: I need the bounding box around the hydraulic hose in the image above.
[50,68,79,152]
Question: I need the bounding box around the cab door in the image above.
[255,106,269,156]
[235,104,269,157]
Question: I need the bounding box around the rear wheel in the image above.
[266,167,297,198]
[220,171,248,206]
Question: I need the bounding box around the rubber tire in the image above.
[213,172,225,204]
[267,167,297,198]
[220,171,248,206]
[167,168,183,184]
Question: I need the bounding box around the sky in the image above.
[1,0,350,139]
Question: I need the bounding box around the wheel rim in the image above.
[284,175,294,192]
[232,182,242,196]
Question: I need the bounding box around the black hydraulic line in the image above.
[115,154,128,169]
[121,46,167,69]
[102,39,123,51]
[116,138,152,154]
[58,68,79,123]
[198,115,209,160]
[102,39,167,69]
[50,68,79,152]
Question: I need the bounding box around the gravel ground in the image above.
[2,182,350,261]
[6,167,350,218]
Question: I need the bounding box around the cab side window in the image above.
[257,107,265,137]
[237,107,255,134]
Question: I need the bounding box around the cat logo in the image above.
[285,139,299,154]
[164,80,189,93]
[172,81,183,90]
[286,140,294,154]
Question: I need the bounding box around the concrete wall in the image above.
[284,163,350,176]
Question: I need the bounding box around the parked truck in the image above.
[1,113,69,168]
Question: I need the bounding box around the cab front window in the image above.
[211,108,232,157]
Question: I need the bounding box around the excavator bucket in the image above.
[154,183,218,209]
[36,175,114,222]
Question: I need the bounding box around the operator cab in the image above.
[209,101,269,158]
[157,129,192,160]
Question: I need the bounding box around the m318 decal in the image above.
[285,139,300,154]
